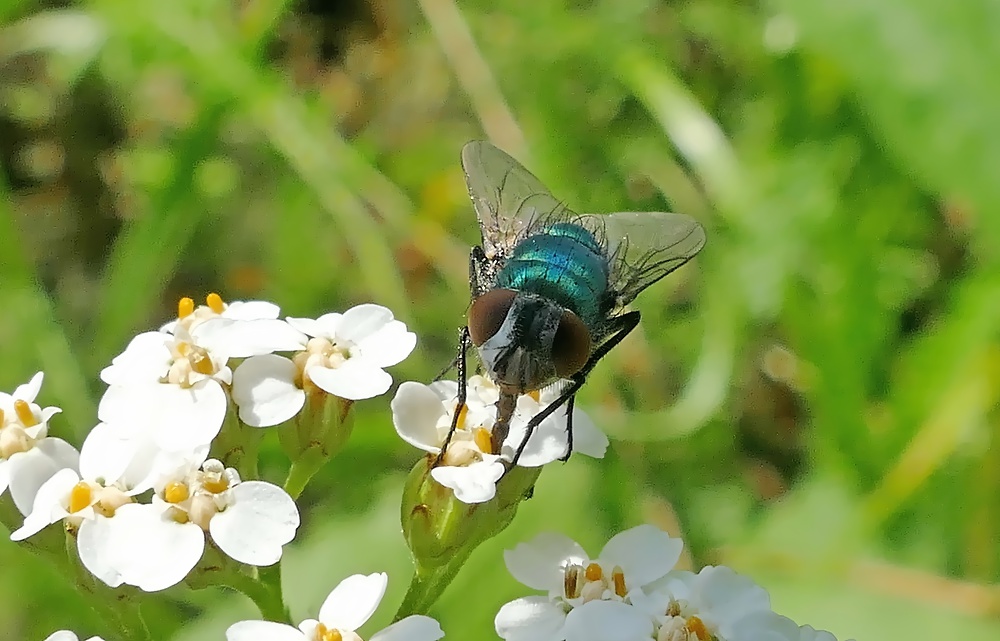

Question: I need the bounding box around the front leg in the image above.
[434,325,470,467]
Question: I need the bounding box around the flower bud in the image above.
[400,454,541,608]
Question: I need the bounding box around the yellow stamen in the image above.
[167,506,189,524]
[0,408,5,424]
[455,403,469,429]
[528,390,541,402]
[176,342,190,356]
[206,292,225,313]
[611,565,627,597]
[666,601,682,617]
[189,351,215,375]
[68,482,93,513]
[473,427,493,454]
[687,616,710,641]
[316,623,343,641]
[13,400,37,427]
[178,297,195,318]
[584,562,603,582]
[164,482,190,503]
[202,477,229,494]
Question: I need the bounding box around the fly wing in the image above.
[461,141,573,259]
[581,211,706,307]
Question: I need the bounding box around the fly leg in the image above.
[434,325,470,467]
[509,311,641,468]
[559,395,576,462]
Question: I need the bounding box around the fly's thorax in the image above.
[495,222,610,328]
[468,290,590,393]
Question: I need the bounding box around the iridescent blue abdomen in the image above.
[496,222,609,328]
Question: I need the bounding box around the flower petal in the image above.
[8,437,80,516]
[111,503,204,592]
[336,304,394,343]
[561,600,654,641]
[308,359,392,400]
[231,355,305,428]
[13,371,44,402]
[78,515,124,588]
[371,616,444,641]
[566,407,607,459]
[391,382,447,453]
[223,301,280,320]
[210,481,300,566]
[226,620,304,641]
[193,318,306,358]
[100,381,226,453]
[11,467,79,541]
[356,321,416,368]
[431,459,505,504]
[100,332,173,385]
[286,315,337,339]
[503,531,587,592]
[318,572,388,631]
[494,596,568,641]
[598,525,682,590]
[503,412,568,468]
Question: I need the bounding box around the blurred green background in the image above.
[2,0,1000,639]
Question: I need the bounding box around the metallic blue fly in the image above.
[441,141,706,468]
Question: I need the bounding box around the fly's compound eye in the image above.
[468,289,518,346]
[552,310,591,377]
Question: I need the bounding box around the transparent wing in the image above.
[578,211,706,307]
[461,141,575,258]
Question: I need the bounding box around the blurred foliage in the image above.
[1,0,1000,639]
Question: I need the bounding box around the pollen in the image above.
[611,565,627,597]
[164,481,190,503]
[686,616,710,641]
[178,297,195,318]
[473,427,493,454]
[13,400,36,427]
[316,623,343,641]
[68,482,93,513]
[585,562,603,582]
[206,292,225,313]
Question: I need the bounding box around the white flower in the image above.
[632,565,775,641]
[11,467,134,587]
[495,525,682,641]
[391,375,605,503]
[0,372,77,515]
[226,572,444,641]
[44,632,105,641]
[109,456,299,591]
[161,294,304,358]
[231,304,415,427]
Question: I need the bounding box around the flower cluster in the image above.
[392,375,608,503]
[495,525,851,641]
[6,295,415,593]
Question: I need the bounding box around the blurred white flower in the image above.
[44,631,105,641]
[232,304,415,427]
[226,572,444,641]
[391,375,606,504]
[109,456,299,592]
[632,565,775,641]
[495,525,682,641]
[0,372,78,515]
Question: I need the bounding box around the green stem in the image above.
[283,446,330,500]
[225,564,292,624]
[395,562,466,619]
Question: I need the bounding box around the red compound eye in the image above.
[468,289,517,346]
[552,310,591,377]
